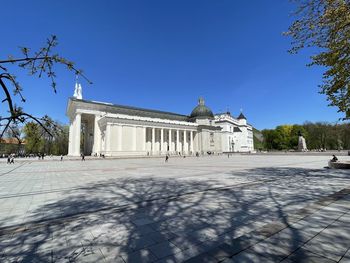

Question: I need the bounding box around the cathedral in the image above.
[66,84,254,157]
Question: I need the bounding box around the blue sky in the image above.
[0,0,345,130]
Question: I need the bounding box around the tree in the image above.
[51,125,69,155]
[262,121,350,151]
[40,117,69,155]
[262,129,283,150]
[23,122,44,154]
[0,35,91,138]
[23,118,68,155]
[276,125,293,149]
[285,0,350,119]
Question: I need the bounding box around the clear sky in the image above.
[1,0,345,130]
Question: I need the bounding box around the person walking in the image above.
[81,153,85,161]
[165,154,169,162]
[331,155,338,162]
[60,155,63,161]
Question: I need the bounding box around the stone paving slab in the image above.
[217,191,350,263]
[0,155,349,262]
[282,248,338,263]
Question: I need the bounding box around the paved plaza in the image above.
[0,154,349,262]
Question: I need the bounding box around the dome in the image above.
[190,97,214,119]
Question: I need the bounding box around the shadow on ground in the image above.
[0,166,349,262]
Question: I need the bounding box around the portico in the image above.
[146,127,195,155]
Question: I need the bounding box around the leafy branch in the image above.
[285,0,350,120]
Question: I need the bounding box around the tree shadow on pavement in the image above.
[0,166,349,262]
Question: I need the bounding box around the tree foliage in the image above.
[261,122,350,150]
[23,118,68,155]
[285,0,350,119]
[24,122,44,154]
[0,35,91,138]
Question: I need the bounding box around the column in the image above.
[117,125,122,151]
[168,129,172,152]
[152,127,155,154]
[190,131,194,153]
[68,119,74,155]
[160,128,164,154]
[105,124,111,154]
[132,126,137,151]
[142,127,146,151]
[183,130,187,154]
[176,130,180,153]
[73,113,81,156]
[92,115,101,155]
[83,122,88,155]
[87,121,93,154]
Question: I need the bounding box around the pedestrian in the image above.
[10,155,14,164]
[165,154,169,162]
[60,155,63,161]
[81,153,85,161]
[331,155,338,162]
[7,155,11,164]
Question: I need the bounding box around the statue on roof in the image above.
[73,79,83,100]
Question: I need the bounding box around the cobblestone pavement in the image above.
[0,155,349,262]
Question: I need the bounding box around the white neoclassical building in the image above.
[215,112,254,152]
[66,84,254,157]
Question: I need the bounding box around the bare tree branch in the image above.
[0,35,91,138]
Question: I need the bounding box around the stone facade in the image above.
[66,86,254,156]
[215,112,254,152]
